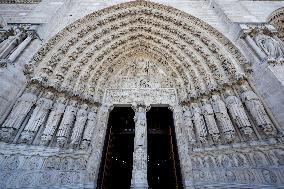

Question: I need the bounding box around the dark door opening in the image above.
[147,107,183,189]
[97,107,135,189]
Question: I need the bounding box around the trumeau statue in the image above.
[131,104,148,187]
[201,98,220,143]
[240,85,276,135]
[191,102,208,143]
[40,96,66,146]
[183,106,196,144]
[224,89,253,138]
[0,88,37,142]
[133,106,147,147]
[19,92,53,144]
[254,29,284,61]
[211,94,236,142]
[56,100,77,148]
[80,107,98,150]
[70,104,88,148]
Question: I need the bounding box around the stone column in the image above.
[8,31,35,62]
[70,104,88,148]
[56,100,77,148]
[40,96,66,146]
[80,106,98,150]
[19,91,53,144]
[0,85,38,142]
[170,105,194,189]
[131,103,149,189]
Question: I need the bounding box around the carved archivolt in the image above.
[24,0,248,104]
[268,7,284,42]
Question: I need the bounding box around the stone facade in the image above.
[0,0,284,188]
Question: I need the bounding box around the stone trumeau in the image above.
[0,0,284,188]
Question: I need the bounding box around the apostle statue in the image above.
[190,102,208,143]
[240,85,276,135]
[40,96,66,146]
[201,98,220,143]
[224,89,253,138]
[56,100,77,148]
[0,86,38,142]
[183,106,196,144]
[211,94,236,142]
[70,104,88,148]
[19,91,53,144]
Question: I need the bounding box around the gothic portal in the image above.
[0,1,284,189]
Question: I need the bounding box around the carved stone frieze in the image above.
[104,88,177,106]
